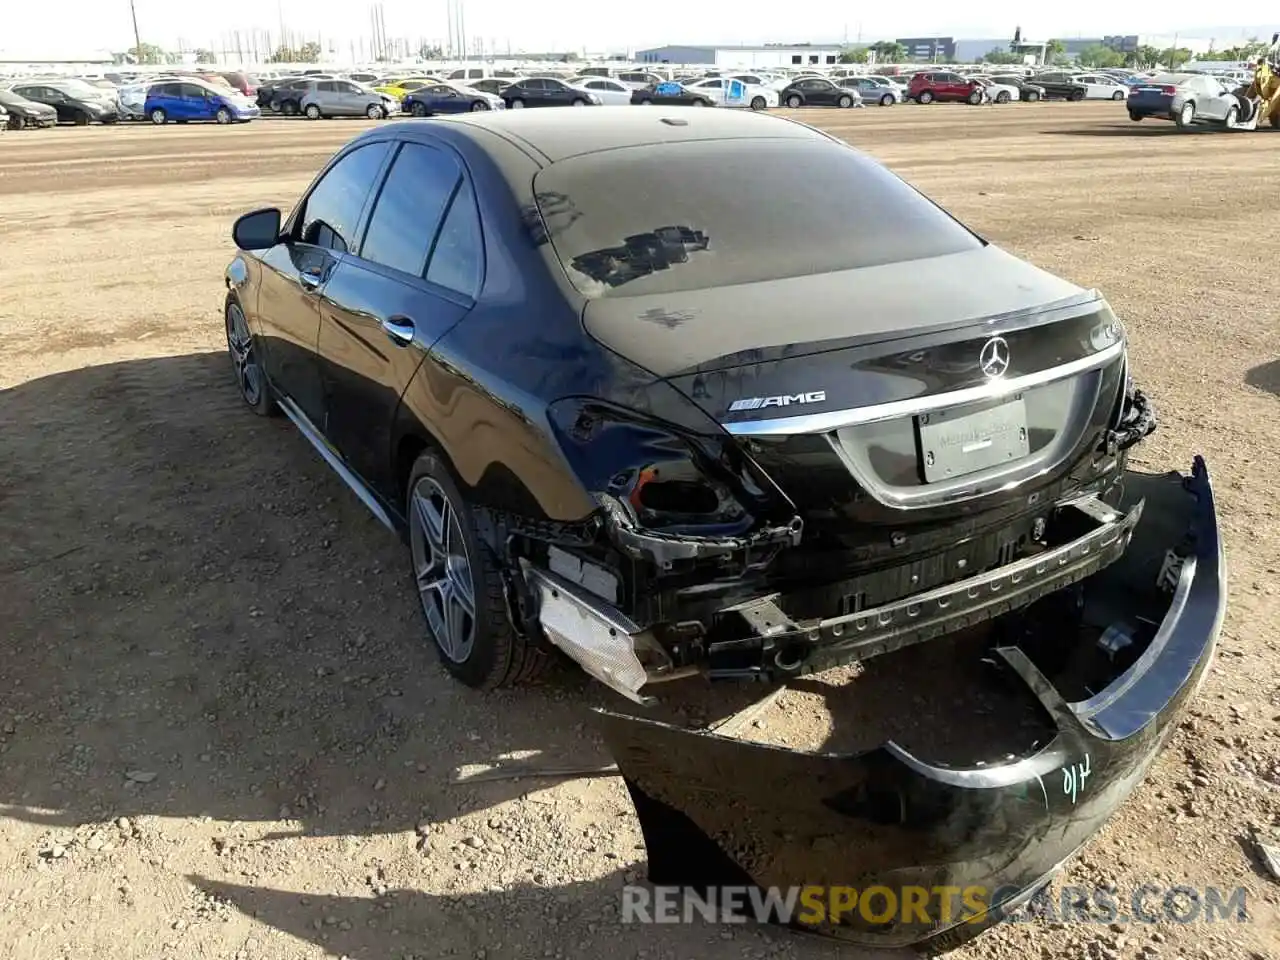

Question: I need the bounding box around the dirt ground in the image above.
[2,103,1279,960]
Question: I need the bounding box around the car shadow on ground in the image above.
[1,352,1045,958]
[1048,124,1280,137]
[1245,359,1280,396]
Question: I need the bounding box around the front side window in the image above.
[360,143,459,276]
[297,141,392,253]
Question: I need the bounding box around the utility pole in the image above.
[128,0,143,63]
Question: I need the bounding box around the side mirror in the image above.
[232,207,282,251]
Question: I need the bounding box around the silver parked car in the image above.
[300,79,398,120]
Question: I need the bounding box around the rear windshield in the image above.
[533,138,984,299]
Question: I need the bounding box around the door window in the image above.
[426,178,484,298]
[182,83,209,99]
[360,143,460,276]
[296,141,393,253]
[318,81,339,93]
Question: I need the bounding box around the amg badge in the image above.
[728,391,826,412]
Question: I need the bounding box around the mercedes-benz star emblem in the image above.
[979,336,1010,379]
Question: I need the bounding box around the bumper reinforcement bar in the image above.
[707,493,1146,680]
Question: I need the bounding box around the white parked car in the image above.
[568,76,633,105]
[969,77,1022,103]
[685,77,778,110]
[1071,73,1131,101]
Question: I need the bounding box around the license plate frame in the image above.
[917,395,1030,483]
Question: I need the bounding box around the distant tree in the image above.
[194,48,217,64]
[131,42,168,65]
[269,45,296,63]
[1043,38,1068,64]
[982,48,1024,65]
[419,43,443,59]
[298,40,321,62]
[1161,46,1193,68]
[1078,44,1124,68]
[869,40,906,62]
[839,47,869,64]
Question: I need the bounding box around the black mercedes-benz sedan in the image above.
[224,108,1223,950]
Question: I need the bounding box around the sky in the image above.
[4,0,1274,59]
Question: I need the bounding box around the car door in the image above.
[433,85,467,113]
[331,80,360,115]
[317,140,480,499]
[254,140,393,427]
[182,83,211,120]
[1189,76,1229,119]
[694,79,725,105]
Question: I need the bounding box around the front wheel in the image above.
[1026,90,1040,102]
[917,90,934,104]
[967,89,983,105]
[637,98,652,105]
[509,98,525,109]
[224,295,275,417]
[215,107,232,124]
[1175,101,1196,129]
[281,100,299,116]
[1069,89,1085,101]
[304,104,321,120]
[471,100,489,111]
[750,96,766,111]
[149,108,167,125]
[366,103,383,119]
[996,91,1011,104]
[406,452,548,689]
[1112,90,1125,101]
[571,98,586,106]
[880,93,894,106]
[74,111,91,126]
[786,94,802,108]
[411,101,429,117]
[1129,110,1143,122]
[1225,105,1239,128]
[838,94,853,108]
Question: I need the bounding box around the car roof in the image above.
[372,108,829,163]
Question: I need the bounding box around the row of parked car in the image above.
[0,71,262,128]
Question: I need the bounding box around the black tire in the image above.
[224,293,275,417]
[1069,89,1085,102]
[1112,90,1125,101]
[1129,110,1143,122]
[281,99,299,116]
[1225,105,1239,128]
[149,107,167,125]
[304,103,321,120]
[74,111,90,126]
[411,101,429,117]
[691,98,706,107]
[996,91,1011,104]
[636,98,652,105]
[215,107,232,125]
[750,95,766,111]
[967,89,983,105]
[1026,90,1040,102]
[509,98,525,109]
[917,90,934,104]
[6,114,21,130]
[406,450,548,689]
[571,98,586,106]
[366,103,382,119]
[880,93,894,106]
[471,99,489,111]
[1174,100,1195,129]
[786,94,802,108]
[837,94,853,108]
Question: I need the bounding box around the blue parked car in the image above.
[144,79,260,125]
[401,81,505,117]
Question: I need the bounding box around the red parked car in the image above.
[908,71,985,104]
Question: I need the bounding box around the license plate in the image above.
[918,396,1030,483]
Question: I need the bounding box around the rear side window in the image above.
[534,138,984,299]
[426,179,484,297]
[360,143,459,276]
[298,141,393,253]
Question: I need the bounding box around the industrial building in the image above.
[895,37,957,61]
[635,43,845,68]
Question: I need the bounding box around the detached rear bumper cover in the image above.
[596,457,1223,949]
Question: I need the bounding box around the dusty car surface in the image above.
[222,109,1223,947]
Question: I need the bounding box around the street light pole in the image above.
[129,0,144,63]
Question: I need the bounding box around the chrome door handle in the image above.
[299,269,323,291]
[381,316,415,346]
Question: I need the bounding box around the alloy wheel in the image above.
[409,477,476,663]
[225,301,263,406]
